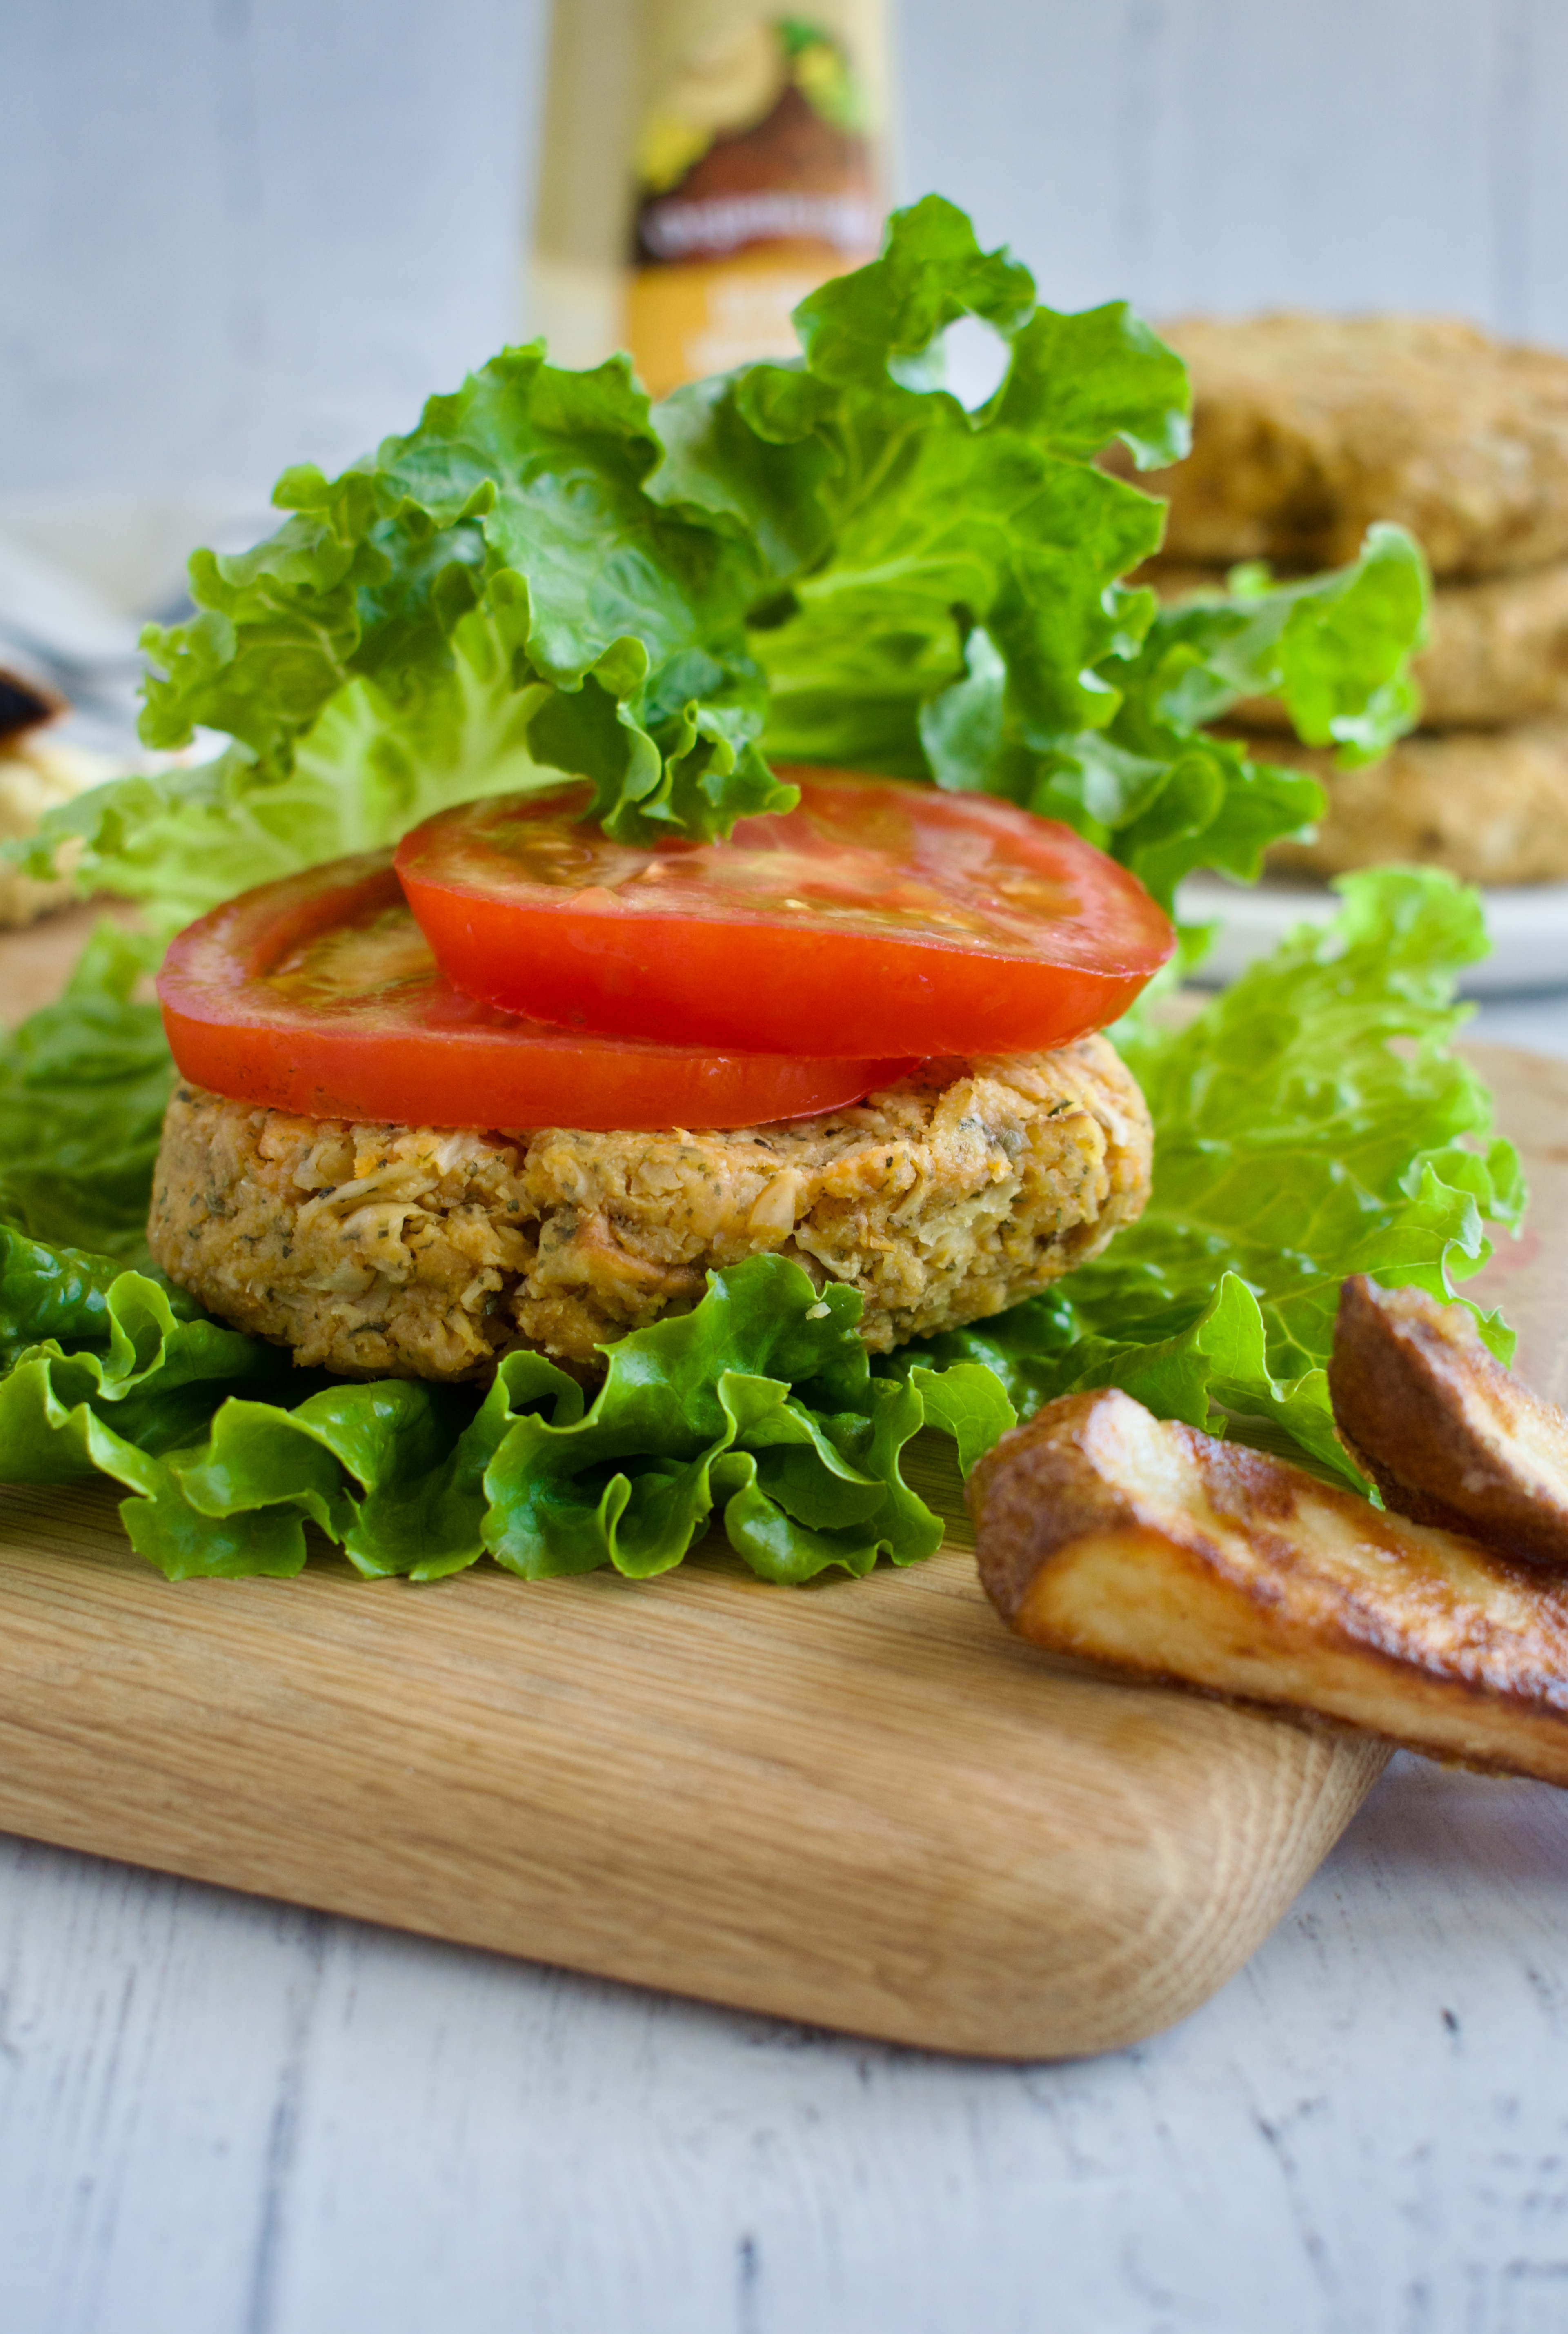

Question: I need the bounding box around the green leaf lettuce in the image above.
[0,1244,940,1586]
[0,921,173,1259]
[897,868,1522,1489]
[13,196,1427,928]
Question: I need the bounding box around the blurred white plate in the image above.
[1179,872,1568,998]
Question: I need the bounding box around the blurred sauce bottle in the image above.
[530,0,892,394]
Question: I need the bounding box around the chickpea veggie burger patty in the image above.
[149,1041,1152,1379]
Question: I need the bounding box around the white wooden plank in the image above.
[0,1843,328,2334]
[9,0,1568,534]
[897,0,1551,334]
[0,0,546,509]
[3,0,240,499]
[1490,0,1568,343]
[2,1751,1568,2332]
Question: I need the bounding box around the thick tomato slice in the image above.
[396,772,1174,1056]
[156,855,914,1132]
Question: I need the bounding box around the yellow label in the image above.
[627,242,861,397]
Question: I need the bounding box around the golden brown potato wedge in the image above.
[970,1388,1568,1784]
[1330,1275,1568,1569]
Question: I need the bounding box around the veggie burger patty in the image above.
[148,1038,1152,1380]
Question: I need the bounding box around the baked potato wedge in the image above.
[970,1388,1568,1783]
[1330,1275,1568,1568]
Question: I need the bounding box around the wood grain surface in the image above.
[0,1019,1556,2061]
[0,900,143,1028]
[0,1460,1386,2062]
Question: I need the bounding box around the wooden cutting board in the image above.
[0,967,1561,2054]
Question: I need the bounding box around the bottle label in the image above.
[628,13,881,393]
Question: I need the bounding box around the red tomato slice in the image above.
[396,772,1174,1056]
[156,854,914,1132]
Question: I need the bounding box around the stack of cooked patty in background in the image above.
[1137,314,1568,888]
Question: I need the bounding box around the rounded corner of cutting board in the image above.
[738,1663,1389,2062]
[962,1719,1388,2060]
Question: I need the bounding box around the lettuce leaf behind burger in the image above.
[896,869,1521,1484]
[0,871,1521,1577]
[0,921,173,1260]
[15,197,1426,929]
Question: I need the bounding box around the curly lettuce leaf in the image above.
[139,345,775,772]
[14,196,1425,925]
[683,202,1182,778]
[914,525,1429,910]
[15,347,791,923]
[1122,526,1431,763]
[0,1250,942,1585]
[647,196,1424,898]
[985,300,1191,470]
[19,598,560,936]
[896,868,1523,1488]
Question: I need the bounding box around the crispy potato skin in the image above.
[1330,1276,1568,1570]
[970,1388,1568,1784]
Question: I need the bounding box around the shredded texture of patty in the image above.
[1122,314,1568,577]
[1257,719,1568,885]
[147,1041,1153,1380]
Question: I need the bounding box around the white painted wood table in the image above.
[2,986,1568,2334]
